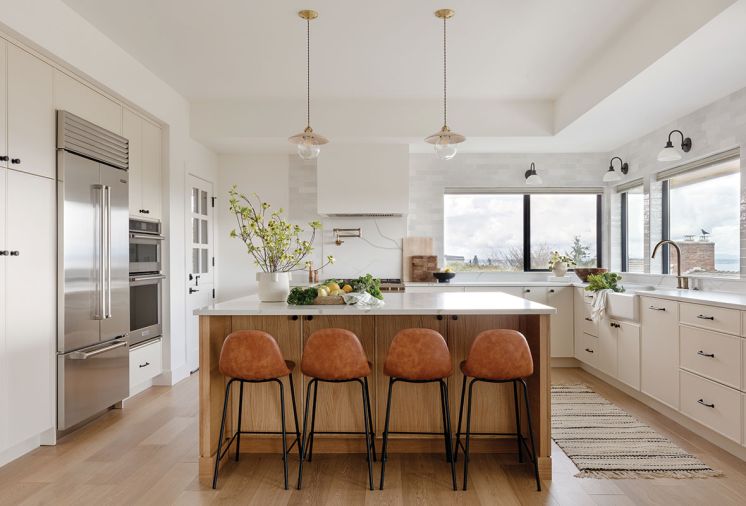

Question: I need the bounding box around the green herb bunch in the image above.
[585,272,625,293]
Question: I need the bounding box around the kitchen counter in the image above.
[198,291,553,483]
[405,280,576,287]
[637,288,746,310]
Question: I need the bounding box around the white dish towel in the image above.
[590,289,612,322]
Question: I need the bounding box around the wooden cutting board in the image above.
[410,255,437,282]
[402,237,434,281]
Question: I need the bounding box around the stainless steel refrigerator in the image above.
[57,111,131,431]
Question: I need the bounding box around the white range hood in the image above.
[316,143,409,216]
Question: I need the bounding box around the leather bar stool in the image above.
[212,330,301,490]
[297,328,376,490]
[454,329,541,491]
[379,328,457,491]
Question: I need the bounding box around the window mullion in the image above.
[523,194,531,272]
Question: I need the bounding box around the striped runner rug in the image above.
[552,384,723,479]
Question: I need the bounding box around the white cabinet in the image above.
[6,44,54,179]
[53,71,122,135]
[0,40,7,169]
[597,319,619,378]
[617,321,641,390]
[680,371,742,443]
[547,286,574,357]
[0,168,6,452]
[130,338,163,395]
[123,108,162,219]
[679,325,741,389]
[679,302,741,336]
[521,286,547,304]
[578,333,600,369]
[0,169,56,449]
[640,297,680,409]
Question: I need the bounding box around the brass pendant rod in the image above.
[443,16,447,128]
[306,17,310,129]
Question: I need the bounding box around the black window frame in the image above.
[445,192,603,272]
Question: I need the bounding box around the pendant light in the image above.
[603,156,629,183]
[657,129,692,162]
[289,10,328,160]
[524,162,543,185]
[425,9,465,160]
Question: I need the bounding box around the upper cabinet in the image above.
[317,143,409,216]
[123,108,162,220]
[0,40,7,169]
[53,71,122,135]
[6,44,54,179]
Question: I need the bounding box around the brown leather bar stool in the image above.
[212,330,300,490]
[454,329,541,491]
[379,328,457,490]
[297,328,376,490]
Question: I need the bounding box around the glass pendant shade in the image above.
[657,143,682,162]
[603,167,622,182]
[426,126,465,160]
[289,127,328,160]
[525,173,542,185]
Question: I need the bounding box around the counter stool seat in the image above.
[379,328,457,491]
[455,329,541,491]
[212,330,300,490]
[297,328,376,490]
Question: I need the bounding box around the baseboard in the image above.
[578,363,746,461]
[551,357,580,368]
[128,378,155,397]
[0,433,44,468]
[155,363,191,387]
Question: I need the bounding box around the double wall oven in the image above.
[129,218,165,346]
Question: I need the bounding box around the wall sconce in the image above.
[603,156,629,183]
[333,228,361,246]
[657,129,692,162]
[524,162,543,185]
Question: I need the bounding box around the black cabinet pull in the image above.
[139,209,150,214]
[648,306,666,311]
[189,287,199,294]
[436,315,443,320]
[0,155,8,161]
[697,350,715,358]
[9,251,19,256]
[0,250,8,256]
[10,158,20,164]
[138,362,150,368]
[584,317,592,322]
[524,289,531,293]
[696,314,715,320]
[585,348,594,354]
[291,315,299,321]
[305,315,314,321]
[697,399,715,408]
[451,315,458,321]
[548,289,555,293]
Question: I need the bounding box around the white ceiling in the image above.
[62,0,647,101]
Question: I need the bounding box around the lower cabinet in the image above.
[640,297,680,409]
[547,286,574,357]
[597,319,618,378]
[578,333,600,369]
[129,337,163,395]
[680,371,742,443]
[617,321,641,390]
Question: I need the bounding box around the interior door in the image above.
[0,40,7,168]
[186,174,214,372]
[0,168,6,452]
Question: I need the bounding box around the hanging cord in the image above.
[306,18,311,129]
[443,16,447,128]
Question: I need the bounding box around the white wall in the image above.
[0,0,218,384]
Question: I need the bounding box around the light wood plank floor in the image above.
[1,368,745,505]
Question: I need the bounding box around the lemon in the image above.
[342,284,353,293]
[326,282,341,292]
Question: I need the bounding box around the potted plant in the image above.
[548,251,576,277]
[228,186,334,302]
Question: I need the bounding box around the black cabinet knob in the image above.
[291,315,299,321]
[0,155,8,161]
[10,158,20,164]
[451,315,459,321]
[436,315,444,320]
[139,209,150,214]
[9,251,19,256]
[305,315,314,321]
[0,250,8,256]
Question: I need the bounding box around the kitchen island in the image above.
[196,291,556,482]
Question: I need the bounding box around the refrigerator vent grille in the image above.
[57,111,129,170]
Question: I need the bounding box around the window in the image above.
[620,183,644,273]
[443,192,602,271]
[660,153,740,276]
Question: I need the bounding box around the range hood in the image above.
[317,144,409,216]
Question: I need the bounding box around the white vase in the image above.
[552,262,568,278]
[256,272,290,302]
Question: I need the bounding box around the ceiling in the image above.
[62,0,746,154]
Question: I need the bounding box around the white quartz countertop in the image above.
[636,289,746,310]
[405,281,576,287]
[194,291,557,316]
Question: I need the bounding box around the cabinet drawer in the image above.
[641,296,678,317]
[680,302,740,336]
[581,303,598,336]
[680,326,741,389]
[680,371,742,443]
[578,333,600,369]
[130,338,162,390]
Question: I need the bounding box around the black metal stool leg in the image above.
[521,379,541,492]
[378,377,394,490]
[277,380,289,490]
[364,377,376,461]
[296,379,315,490]
[439,380,450,463]
[235,380,244,461]
[359,379,374,491]
[513,380,523,463]
[440,380,458,491]
[306,379,319,461]
[212,379,233,489]
[288,373,301,452]
[462,379,476,491]
[454,374,467,463]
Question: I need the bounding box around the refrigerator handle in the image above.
[93,184,105,320]
[68,339,127,360]
[104,185,112,319]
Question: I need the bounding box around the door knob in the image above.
[189,287,199,294]
[0,155,8,161]
[9,251,19,256]
[0,250,8,256]
[10,158,20,164]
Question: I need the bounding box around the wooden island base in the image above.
[198,311,551,484]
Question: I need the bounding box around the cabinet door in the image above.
[4,170,56,443]
[0,168,6,452]
[0,40,7,168]
[522,286,547,304]
[573,289,586,359]
[122,108,142,216]
[547,287,573,357]
[53,71,122,134]
[597,319,618,378]
[7,44,54,179]
[640,297,679,409]
[617,322,640,390]
[141,119,162,219]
